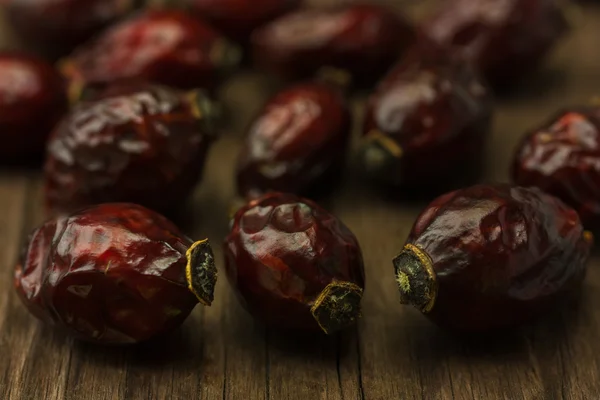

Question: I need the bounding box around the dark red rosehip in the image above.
[15,203,217,344]
[421,0,568,87]
[44,82,219,215]
[251,3,415,85]
[189,0,301,41]
[6,0,136,57]
[60,9,241,98]
[236,82,351,198]
[224,193,365,334]
[394,184,591,332]
[512,107,600,229]
[0,52,67,160]
[359,51,493,192]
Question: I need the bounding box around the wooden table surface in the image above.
[1,1,600,399]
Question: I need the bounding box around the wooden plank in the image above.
[1,2,600,399]
[9,179,75,400]
[0,175,33,400]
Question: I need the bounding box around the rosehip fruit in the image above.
[0,52,67,160]
[60,9,241,98]
[236,82,351,198]
[360,50,493,192]
[6,0,135,57]
[512,107,600,229]
[252,3,415,85]
[15,203,217,344]
[395,184,591,332]
[421,0,568,87]
[189,0,301,41]
[44,82,219,215]
[225,193,365,334]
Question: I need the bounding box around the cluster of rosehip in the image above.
[4,0,593,344]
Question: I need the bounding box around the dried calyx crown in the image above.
[186,239,218,306]
[311,281,364,334]
[359,130,404,185]
[393,243,437,313]
[187,90,222,137]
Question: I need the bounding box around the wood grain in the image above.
[2,1,600,399]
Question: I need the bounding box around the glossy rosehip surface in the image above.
[512,107,600,229]
[61,9,241,94]
[44,82,217,214]
[360,51,492,191]
[189,0,301,41]
[0,52,67,159]
[252,3,414,84]
[396,184,591,332]
[6,0,134,57]
[15,203,205,344]
[421,0,568,87]
[225,193,365,334]
[236,82,351,198]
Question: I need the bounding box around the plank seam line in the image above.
[355,328,365,400]
[336,333,344,400]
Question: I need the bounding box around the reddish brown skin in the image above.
[6,0,134,57]
[512,107,600,230]
[15,203,199,344]
[0,52,67,160]
[236,82,351,198]
[361,47,493,192]
[251,3,415,85]
[44,82,216,215]
[224,193,365,332]
[61,9,240,92]
[189,0,301,41]
[404,184,590,332]
[421,0,568,87]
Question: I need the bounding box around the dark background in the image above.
[1,1,599,399]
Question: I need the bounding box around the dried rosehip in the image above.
[359,51,492,192]
[512,107,600,229]
[225,193,365,334]
[421,0,568,87]
[251,3,415,85]
[15,203,217,344]
[0,52,67,160]
[6,0,135,57]
[60,9,241,98]
[189,0,301,41]
[44,82,218,215]
[236,82,351,198]
[394,184,591,332]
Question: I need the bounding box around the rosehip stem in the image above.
[359,130,404,183]
[58,59,85,105]
[210,38,242,74]
[187,90,222,135]
[185,239,218,306]
[311,281,364,335]
[393,243,437,313]
[316,66,353,92]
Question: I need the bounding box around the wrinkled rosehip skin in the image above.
[252,4,415,84]
[225,193,365,331]
[6,0,133,57]
[236,82,351,198]
[421,0,568,87]
[15,203,199,344]
[61,9,239,92]
[189,0,301,41]
[361,48,493,190]
[44,83,215,215]
[512,107,600,229]
[406,184,590,332]
[0,52,67,160]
